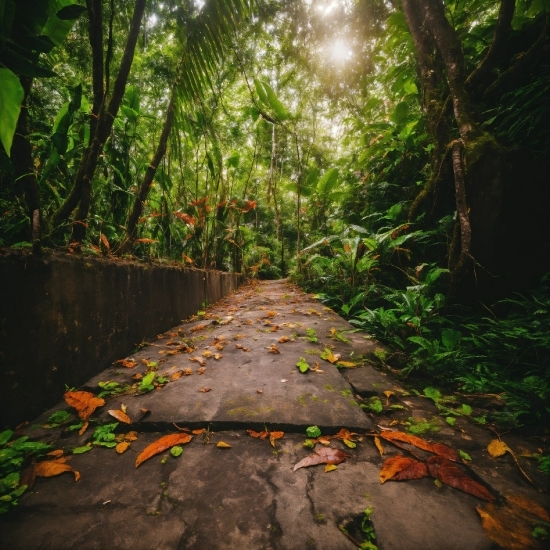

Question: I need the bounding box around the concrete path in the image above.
[1,280,548,550]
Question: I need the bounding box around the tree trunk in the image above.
[51,0,146,233]
[11,76,41,251]
[119,86,177,253]
[86,0,104,141]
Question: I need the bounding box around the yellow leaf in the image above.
[325,464,337,472]
[35,460,80,481]
[108,409,132,424]
[116,441,130,454]
[374,436,385,456]
[217,441,232,448]
[78,421,89,436]
[202,350,213,358]
[488,439,509,458]
[384,391,394,399]
[214,353,222,360]
[336,361,356,368]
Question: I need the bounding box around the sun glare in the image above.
[330,40,352,63]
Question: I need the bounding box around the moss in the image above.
[464,131,502,171]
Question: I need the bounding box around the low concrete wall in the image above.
[0,251,243,427]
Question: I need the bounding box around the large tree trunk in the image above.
[11,76,42,252]
[51,0,146,235]
[413,0,506,303]
[118,86,177,253]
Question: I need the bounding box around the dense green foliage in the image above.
[0,0,548,425]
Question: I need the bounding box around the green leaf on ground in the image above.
[170,446,183,457]
[306,426,321,438]
[296,357,309,373]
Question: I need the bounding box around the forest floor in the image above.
[2,280,549,550]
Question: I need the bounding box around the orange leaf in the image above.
[189,356,206,367]
[135,433,192,467]
[116,441,130,454]
[192,428,206,435]
[213,353,222,360]
[171,371,183,380]
[268,344,280,354]
[183,368,193,375]
[374,436,385,456]
[35,460,80,481]
[197,367,206,375]
[100,233,110,250]
[191,324,206,332]
[199,387,211,393]
[247,430,269,439]
[427,456,495,502]
[379,431,459,462]
[476,505,537,550]
[379,455,429,483]
[134,238,158,244]
[47,449,64,458]
[270,431,284,447]
[108,409,132,424]
[125,431,138,442]
[505,494,550,522]
[293,447,348,471]
[334,429,358,441]
[64,391,105,421]
[115,359,137,368]
[202,350,213,358]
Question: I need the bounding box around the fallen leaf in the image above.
[278,336,290,343]
[116,441,130,454]
[477,505,539,549]
[35,460,80,481]
[384,391,394,399]
[202,350,213,358]
[217,442,232,448]
[266,311,276,317]
[197,367,206,375]
[268,344,280,354]
[257,389,263,394]
[293,447,348,471]
[108,409,132,424]
[336,361,356,368]
[317,438,331,445]
[199,387,211,393]
[214,353,222,360]
[47,450,64,458]
[64,391,105,421]
[379,431,459,462]
[191,324,206,332]
[343,439,357,449]
[247,430,269,439]
[379,455,429,483]
[487,439,509,458]
[192,428,206,435]
[427,456,495,501]
[374,436,385,456]
[325,464,337,472]
[135,433,192,467]
[189,356,206,367]
[115,359,137,368]
[125,431,138,442]
[183,368,193,375]
[334,429,358,441]
[171,371,183,380]
[270,431,284,447]
[505,494,550,523]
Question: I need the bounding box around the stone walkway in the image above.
[1,280,548,549]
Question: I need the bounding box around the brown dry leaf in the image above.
[379,455,429,483]
[214,353,222,360]
[47,449,64,458]
[100,233,110,250]
[325,464,338,472]
[116,441,130,454]
[266,311,276,317]
[477,505,539,550]
[135,433,192,467]
[115,359,137,368]
[217,442,232,448]
[334,429,358,441]
[199,387,211,393]
[318,437,331,446]
[171,371,183,380]
[379,431,459,462]
[132,373,143,380]
[214,343,225,351]
[293,447,348,471]
[141,358,150,366]
[191,324,206,332]
[108,409,132,424]
[197,367,206,375]
[64,391,105,421]
[125,431,138,442]
[189,356,206,367]
[270,325,279,332]
[427,456,495,502]
[183,368,193,376]
[278,336,290,343]
[269,431,284,447]
[374,436,385,456]
[247,429,269,439]
[192,428,206,435]
[268,344,280,354]
[202,350,213,358]
[35,460,80,481]
[505,494,550,522]
[488,439,509,458]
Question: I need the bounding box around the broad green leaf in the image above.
[0,430,14,446]
[446,416,456,426]
[389,101,409,124]
[303,439,315,448]
[73,446,92,454]
[56,4,87,20]
[296,357,309,373]
[459,450,472,461]
[306,426,321,438]
[0,68,24,155]
[254,78,268,105]
[368,397,383,413]
[441,329,461,350]
[423,387,442,401]
[403,79,418,95]
[459,404,472,416]
[42,0,85,46]
[262,81,289,121]
[170,445,183,457]
[317,168,339,195]
[47,410,71,424]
